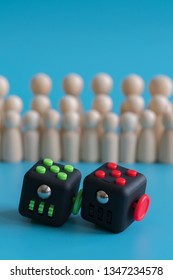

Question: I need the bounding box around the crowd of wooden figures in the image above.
[0,72,173,164]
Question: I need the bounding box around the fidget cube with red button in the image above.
[81,162,150,233]
[18,158,81,226]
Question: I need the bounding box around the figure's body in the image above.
[158,112,173,163]
[23,110,40,162]
[62,112,80,163]
[2,111,23,162]
[101,113,119,163]
[137,110,157,163]
[41,110,61,162]
[81,110,100,162]
[119,112,138,163]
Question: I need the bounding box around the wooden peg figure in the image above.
[0,75,9,117]
[120,95,144,115]
[81,110,100,162]
[62,112,80,163]
[31,95,51,131]
[59,95,78,115]
[92,94,113,116]
[121,74,144,97]
[41,110,61,162]
[4,95,23,113]
[158,112,173,163]
[30,73,52,96]
[101,113,119,163]
[148,75,173,98]
[2,111,23,162]
[91,73,113,95]
[23,110,40,162]
[62,73,83,113]
[119,112,138,163]
[137,110,157,163]
[148,95,171,146]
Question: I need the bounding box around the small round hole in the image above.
[96,190,109,204]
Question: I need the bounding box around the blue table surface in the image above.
[0,162,172,260]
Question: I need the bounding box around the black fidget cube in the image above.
[18,159,81,226]
[81,162,148,233]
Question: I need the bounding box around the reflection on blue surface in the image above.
[0,162,173,260]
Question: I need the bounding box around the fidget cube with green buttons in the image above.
[18,159,82,226]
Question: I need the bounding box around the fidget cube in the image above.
[18,158,81,226]
[81,162,150,233]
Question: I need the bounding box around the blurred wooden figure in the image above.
[62,73,83,113]
[23,110,40,162]
[158,112,173,163]
[148,75,173,98]
[30,73,52,96]
[91,73,113,96]
[148,95,171,146]
[81,110,100,162]
[59,95,78,115]
[4,95,23,113]
[2,111,23,162]
[101,113,119,163]
[41,110,61,162]
[137,110,157,163]
[0,75,9,117]
[119,112,138,163]
[62,112,80,163]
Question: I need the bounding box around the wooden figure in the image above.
[148,75,173,97]
[30,73,52,96]
[4,95,23,113]
[101,112,119,163]
[137,110,157,163]
[81,110,100,162]
[120,95,144,115]
[59,95,78,115]
[62,112,80,163]
[62,73,83,113]
[0,75,9,117]
[41,110,61,162]
[121,74,144,97]
[148,95,171,145]
[119,112,138,163]
[92,94,113,116]
[2,111,23,162]
[23,110,40,162]
[91,73,113,95]
[158,112,173,163]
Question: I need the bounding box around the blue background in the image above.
[0,0,173,260]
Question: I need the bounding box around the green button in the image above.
[48,205,54,217]
[36,166,46,174]
[57,172,67,181]
[29,200,35,211]
[50,165,60,173]
[38,202,45,214]
[43,158,53,167]
[64,164,74,173]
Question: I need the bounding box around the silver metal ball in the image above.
[96,190,109,204]
[37,185,51,199]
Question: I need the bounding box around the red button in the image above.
[115,177,126,186]
[95,170,105,179]
[126,169,137,177]
[133,194,150,221]
[111,170,121,178]
[107,162,117,170]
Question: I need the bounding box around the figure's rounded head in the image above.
[139,110,156,128]
[30,73,52,96]
[121,74,144,97]
[102,113,119,132]
[31,95,51,116]
[59,95,78,114]
[148,75,173,97]
[4,110,21,128]
[120,112,138,132]
[84,110,101,128]
[23,110,40,130]
[91,73,113,95]
[62,112,80,130]
[62,73,83,97]
[92,94,113,115]
[0,76,9,97]
[148,95,171,115]
[4,95,23,113]
[120,96,144,115]
[44,109,60,128]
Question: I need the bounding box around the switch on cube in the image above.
[81,162,150,233]
[18,159,81,226]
